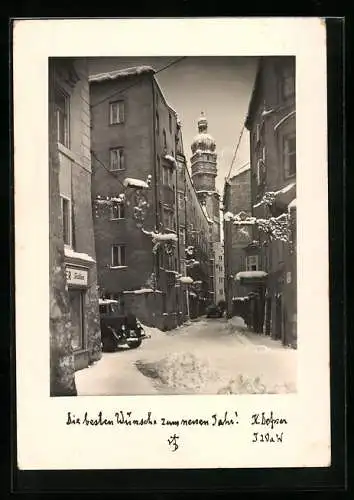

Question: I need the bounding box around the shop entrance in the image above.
[68,289,85,351]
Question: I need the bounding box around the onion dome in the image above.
[191,112,216,154]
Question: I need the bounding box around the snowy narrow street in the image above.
[75,317,297,396]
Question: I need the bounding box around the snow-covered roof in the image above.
[99,298,119,305]
[179,276,193,284]
[233,163,251,177]
[123,177,149,189]
[235,271,268,281]
[64,247,95,263]
[89,66,155,83]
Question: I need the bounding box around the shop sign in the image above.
[66,266,88,286]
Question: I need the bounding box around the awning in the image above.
[235,271,268,286]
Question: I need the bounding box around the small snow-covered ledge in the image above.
[235,271,268,281]
[179,276,194,284]
[109,265,128,270]
[123,288,163,295]
[141,229,178,242]
[164,154,177,167]
[99,298,119,305]
[288,198,297,211]
[64,247,96,263]
[123,177,149,189]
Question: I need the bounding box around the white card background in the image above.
[14,17,330,470]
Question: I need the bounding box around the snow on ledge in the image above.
[142,229,178,242]
[288,198,297,211]
[179,276,194,284]
[110,266,128,270]
[64,247,95,263]
[123,177,149,189]
[123,288,162,295]
[99,298,119,305]
[89,66,155,83]
[235,271,268,281]
[164,154,177,166]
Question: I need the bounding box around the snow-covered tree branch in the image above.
[224,210,292,243]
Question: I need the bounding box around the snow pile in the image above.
[142,229,178,242]
[135,352,220,393]
[89,66,155,83]
[123,177,149,189]
[217,375,295,395]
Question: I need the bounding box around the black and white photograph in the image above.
[14,18,331,471]
[49,55,297,397]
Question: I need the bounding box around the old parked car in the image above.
[99,299,150,352]
[206,303,223,318]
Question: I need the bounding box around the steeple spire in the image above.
[198,111,208,133]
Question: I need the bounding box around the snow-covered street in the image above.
[75,317,297,396]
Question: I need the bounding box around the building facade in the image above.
[244,56,296,347]
[50,58,101,389]
[223,164,252,316]
[213,241,225,306]
[89,67,216,329]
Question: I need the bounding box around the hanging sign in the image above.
[286,271,292,284]
[66,266,88,286]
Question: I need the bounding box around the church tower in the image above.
[190,112,220,242]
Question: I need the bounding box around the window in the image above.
[281,67,295,99]
[219,289,223,295]
[109,101,124,124]
[111,202,125,220]
[219,277,223,284]
[219,255,222,261]
[163,129,167,149]
[163,209,174,230]
[169,113,172,134]
[256,159,264,186]
[111,245,126,267]
[55,87,70,147]
[61,196,72,246]
[162,166,172,186]
[246,255,259,271]
[68,290,84,350]
[156,112,160,135]
[178,192,184,210]
[283,135,296,177]
[110,148,124,171]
